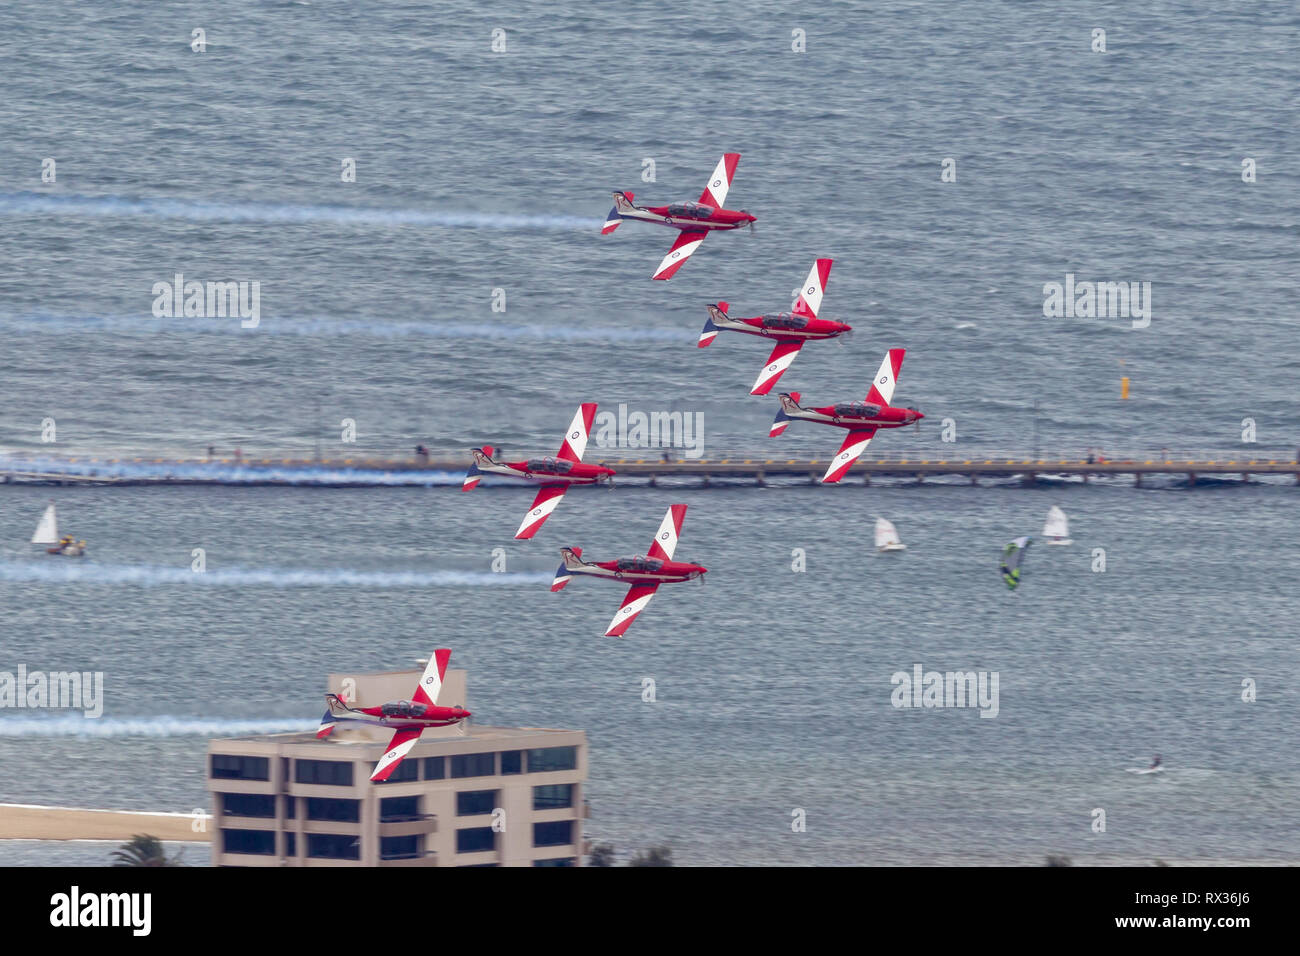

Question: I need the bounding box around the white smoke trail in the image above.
[0,456,466,485]
[0,562,552,588]
[0,191,601,231]
[0,313,692,344]
[0,716,318,737]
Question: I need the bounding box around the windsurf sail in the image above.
[875,517,904,551]
[31,504,58,544]
[1000,535,1031,589]
[1042,506,1071,542]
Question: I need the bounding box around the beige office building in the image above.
[206,663,588,866]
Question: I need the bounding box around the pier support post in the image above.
[970,474,977,486]
[702,474,711,488]
[862,474,870,487]
[1188,472,1196,486]
[755,470,766,488]
[916,473,924,485]
[810,472,819,485]
[1134,472,1142,488]
[648,474,656,487]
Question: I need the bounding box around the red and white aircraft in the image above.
[550,504,706,637]
[699,258,852,395]
[463,403,615,539]
[770,348,924,484]
[316,648,471,783]
[602,153,756,280]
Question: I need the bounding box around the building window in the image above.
[534,857,576,867]
[283,795,296,819]
[211,755,269,781]
[456,827,496,854]
[306,834,361,860]
[424,756,445,780]
[373,757,418,784]
[220,792,276,818]
[295,759,354,786]
[532,784,574,810]
[456,790,497,816]
[381,835,420,860]
[501,750,523,775]
[450,752,495,779]
[305,798,361,823]
[380,795,421,822]
[285,832,296,857]
[533,821,573,848]
[221,828,275,855]
[528,746,577,773]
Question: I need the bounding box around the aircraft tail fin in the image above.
[317,695,342,738]
[603,192,636,234]
[770,392,802,437]
[551,546,586,591]
[463,446,496,490]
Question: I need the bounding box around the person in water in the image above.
[1149,754,1162,769]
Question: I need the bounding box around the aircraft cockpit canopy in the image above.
[526,458,573,473]
[381,700,429,718]
[616,556,664,572]
[666,201,715,219]
[761,312,809,330]
[833,402,882,419]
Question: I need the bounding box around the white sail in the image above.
[875,517,905,551]
[32,504,59,544]
[1042,505,1071,542]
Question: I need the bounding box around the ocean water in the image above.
[1,1,1298,865]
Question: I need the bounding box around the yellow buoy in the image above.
[1120,376,1130,399]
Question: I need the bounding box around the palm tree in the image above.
[629,845,673,867]
[111,834,183,867]
[587,843,615,867]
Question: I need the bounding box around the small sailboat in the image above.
[874,517,906,552]
[1042,505,1073,545]
[31,503,87,557]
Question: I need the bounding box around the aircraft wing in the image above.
[412,648,452,706]
[865,348,905,406]
[751,339,805,396]
[821,428,877,484]
[516,484,569,540]
[652,229,708,280]
[699,153,740,208]
[791,258,832,319]
[370,727,424,782]
[646,503,687,562]
[605,583,660,637]
[556,403,597,462]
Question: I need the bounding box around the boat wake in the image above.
[0,716,317,738]
[0,190,600,231]
[0,562,551,588]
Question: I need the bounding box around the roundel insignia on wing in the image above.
[532,508,542,515]
[768,363,779,371]
[425,676,435,685]
[660,531,669,539]
[713,179,721,187]
[840,452,851,460]
[671,251,681,259]
[387,750,398,758]
[571,430,580,439]
[807,286,815,294]
[879,375,889,384]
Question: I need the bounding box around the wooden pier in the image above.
[3,453,1298,486]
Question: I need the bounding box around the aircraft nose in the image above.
[912,411,925,421]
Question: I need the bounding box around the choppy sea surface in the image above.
[1,1,1297,865]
